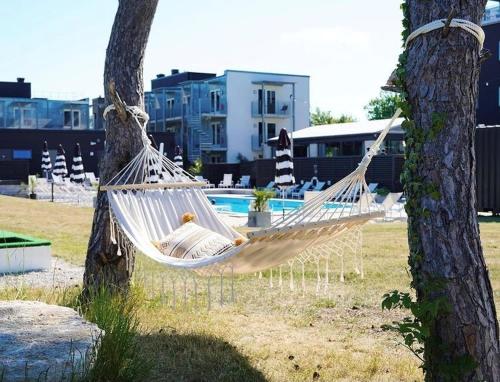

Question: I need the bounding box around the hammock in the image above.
[102,107,402,275]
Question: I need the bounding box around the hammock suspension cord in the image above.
[405,18,484,49]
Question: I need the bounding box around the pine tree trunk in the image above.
[83,0,158,293]
[404,1,499,380]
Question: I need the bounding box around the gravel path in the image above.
[0,258,84,289]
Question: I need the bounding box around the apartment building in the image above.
[144,69,310,163]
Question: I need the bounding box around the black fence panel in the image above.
[203,163,240,186]
[203,155,405,191]
[476,127,500,213]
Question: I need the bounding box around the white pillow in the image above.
[152,222,234,259]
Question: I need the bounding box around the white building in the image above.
[145,69,310,163]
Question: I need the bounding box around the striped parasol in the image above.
[275,128,295,188]
[146,134,160,183]
[174,145,183,168]
[70,143,85,184]
[53,144,68,178]
[41,141,52,175]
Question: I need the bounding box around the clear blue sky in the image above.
[2,1,407,120]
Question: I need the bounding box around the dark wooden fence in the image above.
[203,155,405,191]
[476,127,500,213]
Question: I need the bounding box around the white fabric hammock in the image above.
[102,106,402,275]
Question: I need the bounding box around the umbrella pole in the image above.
[282,188,285,219]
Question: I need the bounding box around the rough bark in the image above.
[405,1,499,380]
[83,0,158,293]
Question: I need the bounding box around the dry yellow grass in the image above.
[0,195,498,381]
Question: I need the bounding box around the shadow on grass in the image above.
[138,332,268,382]
[479,215,500,223]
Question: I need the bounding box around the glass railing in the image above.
[251,101,291,117]
[252,134,262,151]
[0,98,89,129]
[199,96,227,115]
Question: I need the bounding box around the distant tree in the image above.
[364,92,403,120]
[310,108,356,125]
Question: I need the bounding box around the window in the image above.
[258,122,263,145]
[73,111,79,127]
[323,141,362,156]
[166,98,175,110]
[266,90,276,114]
[267,123,276,139]
[64,110,72,127]
[13,149,32,159]
[386,140,405,154]
[13,107,33,128]
[64,110,80,128]
[258,89,263,114]
[211,122,222,145]
[210,90,221,112]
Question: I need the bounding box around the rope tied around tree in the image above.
[103,104,151,147]
[405,18,485,49]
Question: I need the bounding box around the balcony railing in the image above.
[251,101,291,118]
[199,96,227,115]
[0,98,89,130]
[164,103,182,119]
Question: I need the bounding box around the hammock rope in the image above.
[405,18,484,49]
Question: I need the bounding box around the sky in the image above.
[1,1,406,121]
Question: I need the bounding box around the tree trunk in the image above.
[404,1,499,380]
[83,0,158,293]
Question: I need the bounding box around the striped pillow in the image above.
[152,222,234,260]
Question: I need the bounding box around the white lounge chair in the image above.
[218,174,233,188]
[195,176,215,189]
[381,192,404,221]
[235,175,251,189]
[292,181,312,199]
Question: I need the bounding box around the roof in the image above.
[269,118,405,142]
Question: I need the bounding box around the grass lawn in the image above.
[0,195,499,381]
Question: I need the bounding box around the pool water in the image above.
[208,195,303,214]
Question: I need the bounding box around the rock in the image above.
[0,300,102,381]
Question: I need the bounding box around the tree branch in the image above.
[108,79,128,123]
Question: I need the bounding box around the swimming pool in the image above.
[208,195,303,214]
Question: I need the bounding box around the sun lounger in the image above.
[195,176,215,189]
[218,174,233,188]
[235,175,251,189]
[292,181,312,199]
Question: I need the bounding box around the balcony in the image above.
[251,101,291,118]
[199,96,227,117]
[164,103,182,120]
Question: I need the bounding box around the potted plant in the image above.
[28,175,37,199]
[247,189,274,227]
